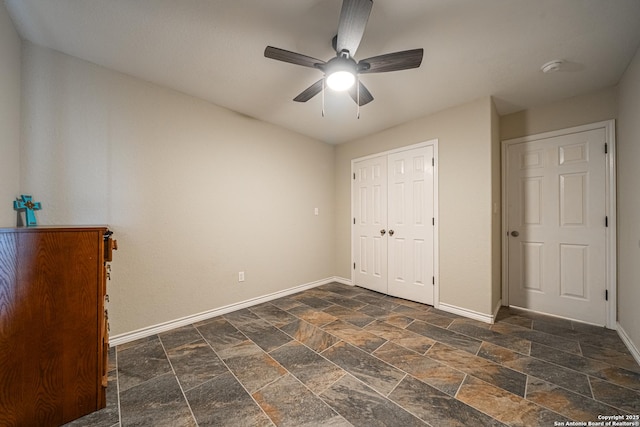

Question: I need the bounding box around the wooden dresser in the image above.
[0,226,116,426]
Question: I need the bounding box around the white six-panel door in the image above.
[387,146,434,304]
[506,128,607,325]
[353,144,435,305]
[353,155,388,294]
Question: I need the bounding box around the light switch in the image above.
[314,208,319,216]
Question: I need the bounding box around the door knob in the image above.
[510,230,519,237]
[388,230,395,236]
[380,229,386,236]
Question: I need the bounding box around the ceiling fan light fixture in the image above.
[326,70,356,91]
[264,0,422,108]
[324,55,357,91]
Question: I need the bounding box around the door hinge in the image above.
[432,158,434,166]
[353,218,356,225]
[432,217,435,226]
[432,276,435,285]
[353,173,356,180]
[605,143,608,154]
[353,262,356,270]
[605,289,608,301]
[605,216,608,227]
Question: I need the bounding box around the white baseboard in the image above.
[616,322,640,367]
[508,305,604,328]
[438,302,495,324]
[492,299,502,324]
[109,276,345,347]
[333,276,352,286]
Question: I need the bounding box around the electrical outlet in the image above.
[314,207,319,216]
[238,271,245,282]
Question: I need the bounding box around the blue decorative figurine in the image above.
[13,195,42,227]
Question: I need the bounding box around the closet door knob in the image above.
[388,230,395,236]
[510,230,519,237]
[380,229,386,236]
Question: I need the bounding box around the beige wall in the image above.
[500,86,618,141]
[617,46,640,352]
[13,30,636,353]
[21,43,336,336]
[491,99,501,313]
[336,97,497,316]
[0,2,21,226]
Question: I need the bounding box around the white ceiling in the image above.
[5,0,640,144]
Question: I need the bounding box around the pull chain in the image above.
[356,75,360,119]
[322,79,325,117]
[321,78,363,118]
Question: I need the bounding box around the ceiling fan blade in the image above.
[293,79,324,102]
[348,81,374,106]
[264,46,325,69]
[336,0,373,56]
[358,49,424,74]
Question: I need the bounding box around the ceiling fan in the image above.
[264,0,424,107]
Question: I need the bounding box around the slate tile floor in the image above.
[66,282,640,427]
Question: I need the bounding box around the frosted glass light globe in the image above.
[326,70,355,91]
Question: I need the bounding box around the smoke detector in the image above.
[541,60,564,73]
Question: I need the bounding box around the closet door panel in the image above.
[387,146,434,305]
[352,156,388,293]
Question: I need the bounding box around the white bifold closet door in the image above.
[353,145,435,305]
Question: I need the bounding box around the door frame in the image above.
[351,139,440,307]
[501,120,617,328]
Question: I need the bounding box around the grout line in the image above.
[266,367,348,423]
[115,347,122,427]
[586,374,596,400]
[522,373,617,423]
[457,374,563,425]
[587,377,639,414]
[157,336,200,427]
[316,370,348,396]
[386,373,407,398]
[453,373,467,398]
[338,372,429,426]
[261,320,351,397]
[425,337,588,405]
[264,339,293,354]
[524,339,640,393]
[249,371,288,396]
[193,324,277,427]
[474,340,483,356]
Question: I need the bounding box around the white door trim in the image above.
[351,139,439,307]
[501,120,616,328]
